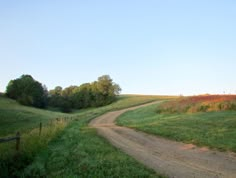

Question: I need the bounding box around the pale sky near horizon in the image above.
[0,0,236,95]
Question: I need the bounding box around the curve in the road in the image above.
[89,102,236,178]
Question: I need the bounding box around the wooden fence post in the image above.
[39,122,42,136]
[16,132,20,151]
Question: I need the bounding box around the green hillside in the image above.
[0,96,68,136]
[117,99,236,152]
[0,95,167,178]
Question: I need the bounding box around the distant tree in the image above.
[62,86,78,108]
[97,75,121,95]
[60,98,72,113]
[49,86,63,96]
[6,75,48,108]
[72,83,92,108]
[48,86,64,108]
[48,86,75,112]
[62,86,78,98]
[47,75,121,112]
[6,74,121,112]
[42,85,49,106]
[92,75,121,106]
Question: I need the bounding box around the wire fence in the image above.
[0,117,73,152]
[0,132,20,151]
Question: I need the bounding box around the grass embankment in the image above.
[117,95,236,152]
[0,95,166,177]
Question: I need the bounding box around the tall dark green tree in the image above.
[6,75,47,108]
[48,86,74,113]
[72,83,92,109]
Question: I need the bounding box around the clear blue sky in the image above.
[0,0,235,95]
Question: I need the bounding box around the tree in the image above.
[97,75,121,95]
[48,86,75,112]
[48,86,63,108]
[49,86,62,96]
[6,75,47,108]
[60,98,72,113]
[92,75,121,106]
[72,83,92,108]
[62,86,78,98]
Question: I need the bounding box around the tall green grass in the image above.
[117,103,236,152]
[0,96,70,177]
[0,120,68,177]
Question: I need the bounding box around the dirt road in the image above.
[89,102,236,178]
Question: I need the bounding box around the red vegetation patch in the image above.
[157,95,236,114]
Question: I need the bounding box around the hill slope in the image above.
[118,95,236,152]
[0,96,68,136]
[0,95,167,177]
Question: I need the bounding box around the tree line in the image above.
[6,74,121,112]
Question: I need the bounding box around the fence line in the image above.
[0,117,74,151]
[0,132,21,151]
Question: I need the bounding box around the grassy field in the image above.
[0,96,69,136]
[0,94,166,136]
[0,95,166,177]
[117,100,236,152]
[72,94,175,114]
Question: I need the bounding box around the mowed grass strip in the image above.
[117,103,236,152]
